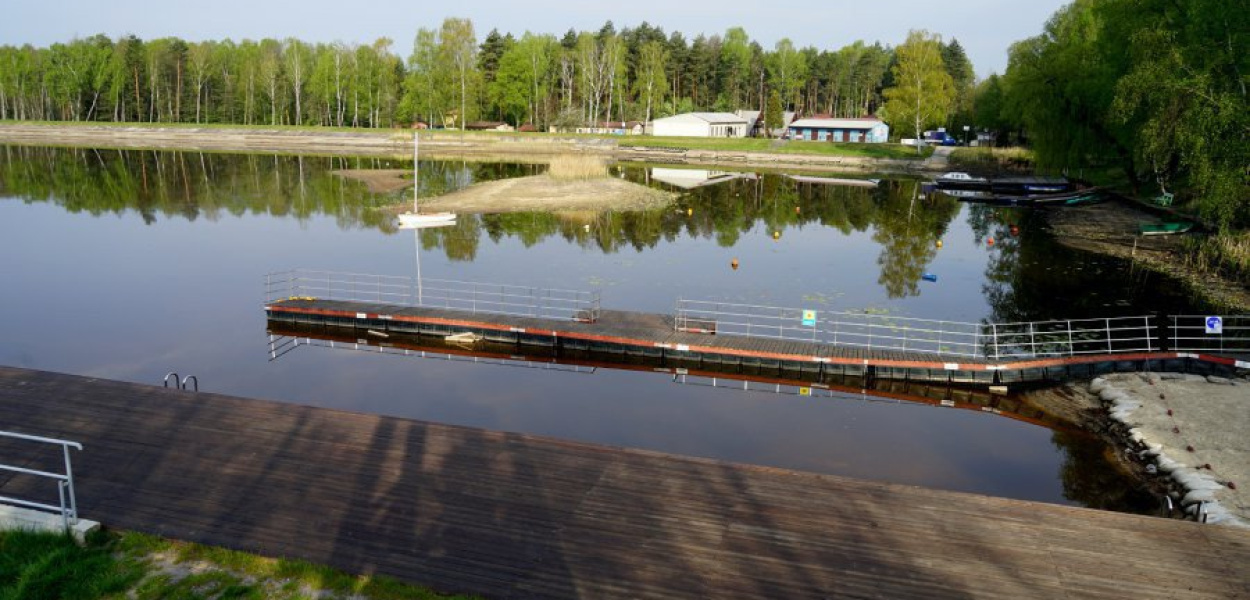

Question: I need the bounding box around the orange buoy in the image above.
[1010,225,1020,236]
[731,258,739,270]
[987,237,995,246]
[936,240,944,248]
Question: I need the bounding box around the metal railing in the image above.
[267,334,598,374]
[1168,315,1250,355]
[0,430,82,530]
[987,316,1157,359]
[265,269,601,323]
[674,299,1161,361]
[827,313,984,358]
[674,299,821,341]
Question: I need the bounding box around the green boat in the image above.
[1139,221,1195,236]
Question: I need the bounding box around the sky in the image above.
[2,0,1070,78]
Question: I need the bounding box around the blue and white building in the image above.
[788,117,890,143]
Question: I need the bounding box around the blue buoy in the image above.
[922,273,938,282]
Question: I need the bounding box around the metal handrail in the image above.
[1168,315,1250,354]
[266,269,601,323]
[0,430,82,530]
[674,299,1162,361]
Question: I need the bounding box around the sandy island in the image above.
[366,173,677,214]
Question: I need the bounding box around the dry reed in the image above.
[547,155,608,181]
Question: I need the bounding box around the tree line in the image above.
[972,0,1246,229]
[0,20,976,134]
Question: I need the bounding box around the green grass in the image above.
[0,529,478,600]
[619,135,929,159]
[947,146,1035,172]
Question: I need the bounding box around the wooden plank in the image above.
[4,365,1246,600]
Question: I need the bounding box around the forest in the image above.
[983,0,1246,229]
[0,20,976,137]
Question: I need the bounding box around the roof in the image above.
[790,118,886,129]
[654,112,748,125]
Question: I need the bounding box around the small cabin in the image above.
[464,121,514,132]
[788,117,889,143]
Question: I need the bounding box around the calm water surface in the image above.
[0,146,1206,511]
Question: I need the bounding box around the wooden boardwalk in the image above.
[1,366,1248,599]
[267,299,1245,385]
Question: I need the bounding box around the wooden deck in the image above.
[2,366,1248,599]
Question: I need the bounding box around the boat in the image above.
[1139,221,1195,236]
[786,175,881,188]
[940,187,1105,207]
[934,172,990,190]
[398,132,457,230]
[990,176,1076,195]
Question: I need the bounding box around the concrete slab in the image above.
[0,504,100,542]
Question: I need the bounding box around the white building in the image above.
[651,112,749,138]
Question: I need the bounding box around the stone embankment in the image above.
[1091,372,1249,527]
[0,124,936,173]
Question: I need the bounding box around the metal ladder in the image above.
[162,372,199,391]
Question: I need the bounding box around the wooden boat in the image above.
[1139,221,1195,236]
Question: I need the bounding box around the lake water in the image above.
[0,146,1207,512]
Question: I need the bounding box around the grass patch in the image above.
[0,529,142,600]
[1184,231,1250,285]
[947,146,1035,172]
[1,529,477,600]
[619,135,928,159]
[546,155,608,181]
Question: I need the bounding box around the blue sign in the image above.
[1205,316,1223,335]
[802,310,817,327]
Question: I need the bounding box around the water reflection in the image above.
[2,146,964,300]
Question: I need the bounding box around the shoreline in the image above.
[0,122,934,174]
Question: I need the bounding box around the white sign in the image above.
[1205,316,1223,334]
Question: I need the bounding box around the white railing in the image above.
[0,431,82,530]
[1168,315,1250,355]
[267,333,598,374]
[265,269,602,323]
[674,299,1160,360]
[986,316,1158,359]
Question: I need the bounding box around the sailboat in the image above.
[398,131,457,229]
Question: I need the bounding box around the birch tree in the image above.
[884,30,954,153]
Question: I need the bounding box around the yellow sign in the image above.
[799,387,812,396]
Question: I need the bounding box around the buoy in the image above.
[583,224,590,232]
[687,207,693,216]
[936,240,944,249]
[795,206,801,214]
[1009,225,1020,236]
[772,231,780,240]
[731,258,739,270]
[987,237,995,246]
[922,273,938,282]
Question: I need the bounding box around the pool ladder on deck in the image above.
[162,372,199,392]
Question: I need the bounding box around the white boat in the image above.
[398,131,456,230]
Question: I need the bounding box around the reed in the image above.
[1186,231,1250,284]
[547,154,608,181]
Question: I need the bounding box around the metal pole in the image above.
[991,323,1000,360]
[62,444,77,525]
[1106,318,1113,353]
[1028,322,1036,357]
[1066,320,1074,356]
[415,230,423,306]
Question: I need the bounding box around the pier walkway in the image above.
[1,366,1248,599]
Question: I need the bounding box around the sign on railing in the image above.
[1169,315,1250,354]
[265,269,601,323]
[674,299,1162,361]
[0,431,82,530]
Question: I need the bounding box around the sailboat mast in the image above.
[420,131,425,213]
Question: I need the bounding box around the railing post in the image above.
[1145,316,1155,352]
[1106,318,1113,354]
[62,444,77,525]
[991,323,1000,360]
[1066,320,1075,357]
[1028,322,1036,358]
